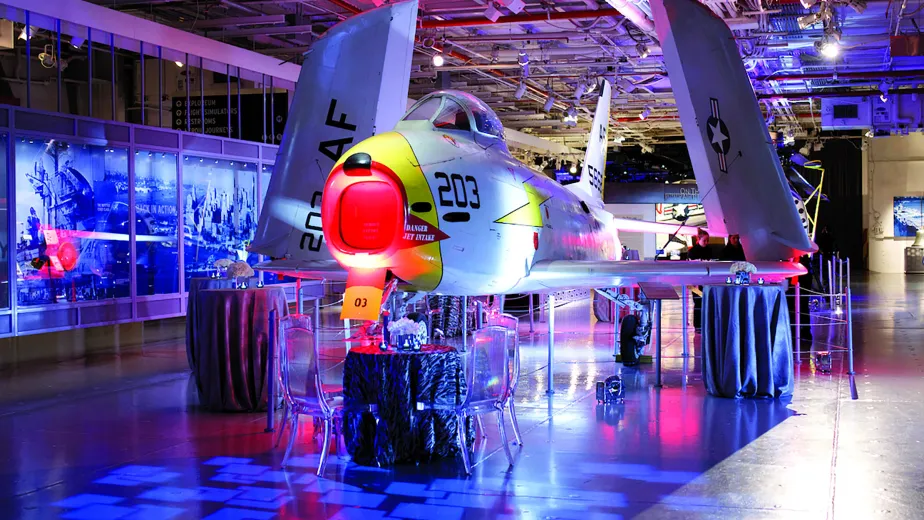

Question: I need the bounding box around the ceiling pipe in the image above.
[327,0,361,15]
[755,70,924,82]
[757,87,924,100]
[447,32,600,43]
[420,8,624,29]
[603,0,655,33]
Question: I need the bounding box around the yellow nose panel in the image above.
[335,132,443,291]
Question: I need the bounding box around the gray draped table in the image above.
[186,277,258,370]
[193,286,288,411]
[702,285,794,399]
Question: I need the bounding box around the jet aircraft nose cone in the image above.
[344,152,372,172]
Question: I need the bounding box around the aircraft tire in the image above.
[620,314,644,366]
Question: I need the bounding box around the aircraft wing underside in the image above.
[520,259,805,291]
[255,259,349,281]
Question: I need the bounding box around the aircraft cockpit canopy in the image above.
[401,90,506,143]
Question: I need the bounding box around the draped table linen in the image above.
[186,277,258,370]
[342,344,474,466]
[702,285,794,399]
[192,286,287,411]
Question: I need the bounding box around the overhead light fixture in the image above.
[613,134,626,144]
[636,42,650,59]
[484,3,502,22]
[815,37,840,59]
[800,0,817,7]
[514,80,527,100]
[569,163,578,174]
[517,50,530,78]
[879,81,889,103]
[18,26,35,41]
[543,95,555,112]
[71,36,85,49]
[432,53,445,67]
[498,0,526,14]
[175,60,184,68]
[864,128,874,138]
[639,106,651,120]
[563,105,578,126]
[798,13,821,30]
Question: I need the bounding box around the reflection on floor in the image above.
[1,274,922,519]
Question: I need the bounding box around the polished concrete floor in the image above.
[0,274,921,519]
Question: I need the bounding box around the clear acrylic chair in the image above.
[416,325,515,475]
[486,313,523,446]
[276,315,379,475]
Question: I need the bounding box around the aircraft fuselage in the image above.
[321,127,620,296]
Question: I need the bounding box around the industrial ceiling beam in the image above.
[192,15,287,28]
[420,8,624,29]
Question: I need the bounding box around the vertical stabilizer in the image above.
[568,80,611,204]
[650,0,816,260]
[251,0,418,261]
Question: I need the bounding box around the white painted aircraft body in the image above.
[250,0,812,319]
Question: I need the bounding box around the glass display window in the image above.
[14,138,131,305]
[134,150,179,296]
[182,155,257,286]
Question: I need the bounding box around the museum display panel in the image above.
[134,150,179,296]
[181,155,258,286]
[15,138,131,306]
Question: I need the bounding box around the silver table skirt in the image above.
[192,286,288,411]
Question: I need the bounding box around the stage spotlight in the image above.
[432,53,445,67]
[817,39,840,58]
[613,134,626,144]
[543,95,555,112]
[563,105,578,126]
[639,106,651,120]
[514,81,527,100]
[71,36,85,49]
[798,12,820,29]
[879,81,889,103]
[175,60,184,68]
[636,42,650,59]
[570,163,578,174]
[517,50,530,78]
[800,0,817,7]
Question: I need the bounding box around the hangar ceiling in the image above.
[93,0,923,149]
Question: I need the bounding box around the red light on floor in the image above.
[339,181,401,252]
[533,231,539,250]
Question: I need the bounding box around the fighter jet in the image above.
[251,0,811,320]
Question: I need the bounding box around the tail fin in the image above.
[569,79,611,204]
[650,0,816,260]
[251,0,418,261]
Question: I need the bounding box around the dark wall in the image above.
[801,139,864,265]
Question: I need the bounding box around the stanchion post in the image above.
[296,278,303,315]
[681,285,689,357]
[540,293,546,323]
[476,300,484,330]
[655,299,663,388]
[461,296,468,352]
[344,318,352,351]
[828,258,835,309]
[846,258,855,375]
[613,296,619,359]
[528,293,535,333]
[546,294,555,395]
[795,281,802,364]
[265,308,277,433]
[314,298,321,359]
